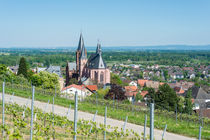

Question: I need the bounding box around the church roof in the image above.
[77,33,84,51]
[87,44,107,69]
[191,86,210,99]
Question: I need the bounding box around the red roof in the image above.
[138,79,148,87]
[160,82,165,86]
[124,86,137,91]
[62,84,85,91]
[86,85,98,91]
[140,91,148,97]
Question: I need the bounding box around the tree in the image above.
[145,88,156,105]
[184,89,193,114]
[163,70,169,81]
[155,84,178,111]
[68,78,78,86]
[31,71,60,90]
[104,84,127,101]
[110,73,123,85]
[135,93,143,102]
[139,71,143,79]
[17,57,28,78]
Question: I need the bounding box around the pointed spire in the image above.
[80,43,87,59]
[77,33,84,51]
[96,43,101,54]
[96,40,102,54]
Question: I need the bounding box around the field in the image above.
[0,81,210,139]
[0,102,140,139]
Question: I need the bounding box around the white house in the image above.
[129,81,137,87]
[61,84,93,100]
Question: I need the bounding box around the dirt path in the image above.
[0,93,196,140]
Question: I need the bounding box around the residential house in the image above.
[61,84,93,99]
[190,86,210,110]
[137,79,148,87]
[124,86,138,102]
[145,81,160,90]
[129,81,137,87]
[47,65,62,77]
[8,65,19,74]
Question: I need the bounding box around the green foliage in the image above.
[31,71,60,90]
[0,102,136,139]
[135,93,143,102]
[105,84,127,101]
[139,71,143,79]
[163,70,169,81]
[17,57,28,78]
[110,73,122,85]
[95,88,109,98]
[184,89,193,114]
[67,78,78,86]
[146,84,180,111]
[155,84,178,111]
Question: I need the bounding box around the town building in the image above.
[66,33,110,86]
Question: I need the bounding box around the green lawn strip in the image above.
[1,87,210,139]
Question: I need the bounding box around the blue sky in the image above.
[0,0,210,47]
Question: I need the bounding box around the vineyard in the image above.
[0,81,210,139]
[0,102,143,139]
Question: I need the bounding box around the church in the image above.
[66,33,110,86]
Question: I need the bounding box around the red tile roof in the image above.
[125,86,137,91]
[138,79,148,87]
[86,85,98,91]
[61,84,85,91]
[140,91,148,97]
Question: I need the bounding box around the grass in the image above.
[1,85,210,139]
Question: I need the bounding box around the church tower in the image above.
[76,33,87,78]
[76,33,84,72]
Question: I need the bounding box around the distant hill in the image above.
[1,45,210,51]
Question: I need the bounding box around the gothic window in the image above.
[100,72,104,83]
[94,71,98,81]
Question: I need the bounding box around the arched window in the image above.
[94,71,98,81]
[100,72,104,83]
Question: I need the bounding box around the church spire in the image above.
[80,42,87,59]
[77,33,84,51]
[96,43,101,54]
